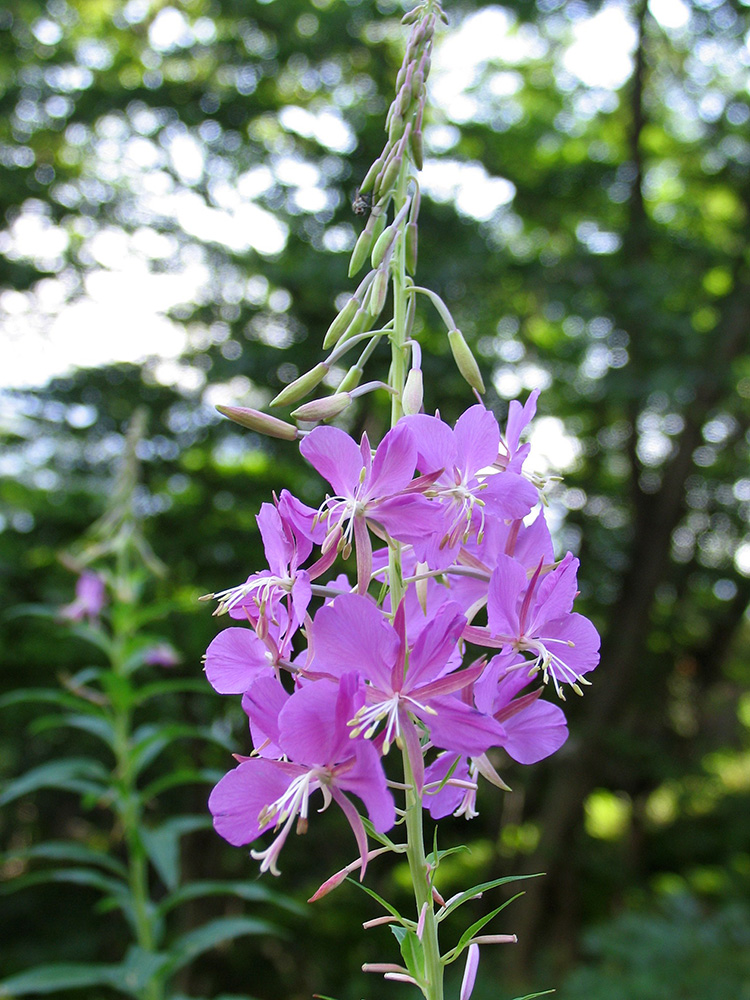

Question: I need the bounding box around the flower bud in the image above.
[359,153,387,196]
[388,111,405,145]
[341,305,372,344]
[215,405,299,441]
[368,268,390,317]
[349,226,375,277]
[378,153,403,197]
[411,107,424,170]
[402,366,423,415]
[405,222,418,275]
[371,225,397,269]
[401,5,424,25]
[448,328,485,393]
[291,393,352,422]
[322,295,359,349]
[270,362,328,407]
[337,364,363,393]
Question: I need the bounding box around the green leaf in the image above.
[438,874,543,920]
[0,758,109,807]
[510,991,555,999]
[442,893,525,965]
[0,866,128,905]
[118,946,170,994]
[133,678,208,705]
[30,712,115,749]
[0,688,92,712]
[391,925,425,982]
[160,916,281,977]
[67,622,115,657]
[157,879,305,918]
[426,844,471,867]
[140,815,213,890]
[1,840,128,877]
[345,877,406,922]
[130,722,233,777]
[0,962,124,995]
[139,767,224,805]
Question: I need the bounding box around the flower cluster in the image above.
[204,396,600,876]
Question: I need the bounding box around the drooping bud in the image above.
[401,5,425,26]
[291,393,352,422]
[411,105,424,170]
[448,328,485,393]
[402,366,423,415]
[405,222,418,274]
[349,226,375,278]
[216,405,299,441]
[369,268,390,317]
[337,364,363,393]
[371,225,397,269]
[388,111,405,145]
[359,153,387,196]
[375,152,402,199]
[323,295,359,349]
[270,362,328,407]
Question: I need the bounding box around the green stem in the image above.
[403,748,444,1000]
[111,618,163,1000]
[389,158,412,428]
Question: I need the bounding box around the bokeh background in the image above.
[1,0,750,997]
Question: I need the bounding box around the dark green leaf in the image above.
[157,879,305,917]
[439,874,543,920]
[1,841,128,877]
[442,893,525,965]
[133,678,208,705]
[139,768,224,805]
[0,962,124,995]
[345,877,406,922]
[140,815,214,890]
[0,758,109,807]
[30,712,115,749]
[161,917,281,977]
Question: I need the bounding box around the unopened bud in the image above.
[359,153,387,196]
[349,226,375,278]
[291,393,352,422]
[402,367,423,415]
[323,295,359,349]
[388,111,405,145]
[405,222,418,275]
[377,152,402,196]
[337,364,363,393]
[339,305,372,345]
[411,108,424,170]
[270,362,328,407]
[401,5,424,26]
[369,268,390,317]
[215,405,299,441]
[371,225,397,269]
[448,328,485,394]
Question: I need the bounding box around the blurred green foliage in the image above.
[1,0,749,996]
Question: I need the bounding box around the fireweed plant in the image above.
[0,413,297,1000]
[204,3,601,999]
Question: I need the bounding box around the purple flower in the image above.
[209,492,323,647]
[60,571,106,624]
[494,388,540,475]
[209,673,394,875]
[300,423,440,593]
[204,624,286,695]
[465,553,601,698]
[310,594,505,790]
[403,405,538,569]
[142,642,180,668]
